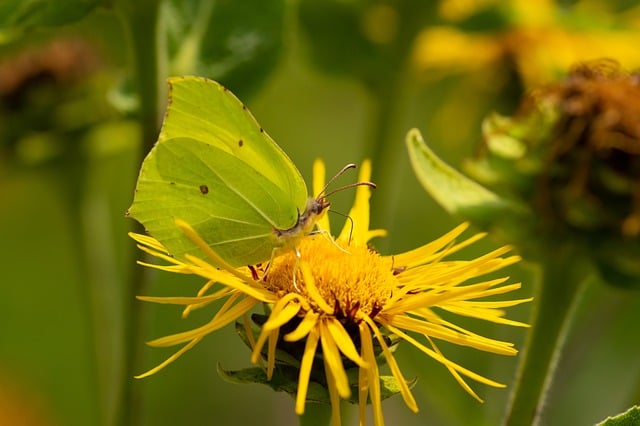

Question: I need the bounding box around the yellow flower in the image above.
[131,159,531,426]
[413,0,640,88]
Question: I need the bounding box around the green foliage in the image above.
[164,0,285,98]
[406,128,526,229]
[598,406,640,426]
[113,0,286,115]
[298,0,436,90]
[218,363,412,406]
[0,0,103,42]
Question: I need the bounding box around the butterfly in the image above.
[127,76,373,268]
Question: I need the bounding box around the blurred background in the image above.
[2,0,640,425]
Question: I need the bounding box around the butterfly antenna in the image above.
[318,163,357,197]
[319,163,377,199]
[323,181,376,199]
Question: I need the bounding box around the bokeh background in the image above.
[2,1,640,425]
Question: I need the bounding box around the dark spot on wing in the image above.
[242,104,247,111]
[199,184,209,195]
[238,139,243,147]
[259,127,264,133]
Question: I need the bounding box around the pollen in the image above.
[265,237,396,321]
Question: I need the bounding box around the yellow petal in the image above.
[285,311,319,342]
[295,327,321,415]
[359,323,384,426]
[148,296,258,347]
[326,318,369,368]
[319,320,351,398]
[135,337,202,378]
[362,316,418,412]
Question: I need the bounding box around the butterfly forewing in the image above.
[161,76,307,208]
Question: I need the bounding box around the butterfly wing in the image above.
[161,76,307,202]
[128,77,308,266]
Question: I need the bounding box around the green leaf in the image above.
[481,113,527,159]
[163,0,285,98]
[217,363,331,404]
[406,128,520,227]
[237,316,402,372]
[218,363,413,406]
[597,406,640,426]
[378,375,417,401]
[234,320,303,369]
[0,0,103,42]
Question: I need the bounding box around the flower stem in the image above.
[298,403,333,426]
[114,1,163,425]
[503,244,592,425]
[367,72,405,227]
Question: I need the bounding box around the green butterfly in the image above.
[128,76,369,268]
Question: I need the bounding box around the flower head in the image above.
[466,60,640,285]
[132,159,530,425]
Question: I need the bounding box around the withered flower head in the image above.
[468,59,640,284]
[534,60,640,236]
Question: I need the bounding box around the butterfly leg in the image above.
[292,246,302,292]
[262,248,278,280]
[308,228,351,254]
[264,245,302,293]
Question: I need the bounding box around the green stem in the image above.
[365,2,438,233]
[114,1,163,425]
[503,245,592,426]
[116,1,164,154]
[298,403,333,426]
[367,72,405,227]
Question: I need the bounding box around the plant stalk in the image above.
[114,1,163,425]
[503,244,591,425]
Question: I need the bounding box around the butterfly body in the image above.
[274,196,330,247]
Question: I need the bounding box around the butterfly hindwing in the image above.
[130,127,304,266]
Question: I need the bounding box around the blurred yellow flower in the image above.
[131,159,530,425]
[413,0,640,88]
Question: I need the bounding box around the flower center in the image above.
[264,236,396,322]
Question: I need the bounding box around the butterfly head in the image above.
[297,195,331,234]
[302,163,376,232]
[273,163,376,253]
